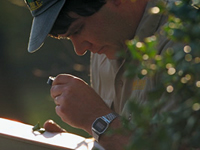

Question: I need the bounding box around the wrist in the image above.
[91,112,119,142]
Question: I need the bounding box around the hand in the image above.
[50,74,112,134]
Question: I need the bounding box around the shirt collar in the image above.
[135,0,166,41]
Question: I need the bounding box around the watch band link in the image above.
[104,112,118,122]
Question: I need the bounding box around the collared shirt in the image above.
[90,0,175,119]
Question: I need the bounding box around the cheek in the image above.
[84,25,113,45]
[84,18,122,46]
[86,24,104,37]
[84,18,110,41]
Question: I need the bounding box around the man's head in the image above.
[49,0,106,39]
[25,0,106,53]
[25,0,148,59]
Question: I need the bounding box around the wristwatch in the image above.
[92,112,119,142]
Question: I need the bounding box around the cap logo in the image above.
[25,0,43,11]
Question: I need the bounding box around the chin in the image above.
[105,53,118,60]
[103,45,124,59]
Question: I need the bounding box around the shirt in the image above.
[90,0,175,119]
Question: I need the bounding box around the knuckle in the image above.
[71,77,81,85]
[62,87,71,96]
[50,85,58,98]
[55,106,65,116]
[55,106,61,116]
[56,74,65,80]
[56,74,72,81]
[59,106,66,114]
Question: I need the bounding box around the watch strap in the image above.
[92,112,119,142]
[103,112,118,123]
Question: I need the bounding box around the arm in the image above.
[95,117,131,150]
[49,74,131,150]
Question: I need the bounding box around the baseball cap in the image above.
[24,0,66,53]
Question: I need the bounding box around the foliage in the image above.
[124,0,200,149]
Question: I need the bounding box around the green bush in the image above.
[124,0,200,149]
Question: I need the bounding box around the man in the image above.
[24,0,172,149]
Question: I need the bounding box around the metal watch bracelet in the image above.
[92,112,119,142]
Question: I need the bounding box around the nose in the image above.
[70,37,92,56]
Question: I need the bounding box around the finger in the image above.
[54,74,86,85]
[55,105,64,120]
[50,84,67,98]
[54,96,60,106]
[43,120,66,132]
[53,74,74,85]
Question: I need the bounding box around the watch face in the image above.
[93,118,108,133]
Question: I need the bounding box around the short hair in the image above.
[49,0,106,38]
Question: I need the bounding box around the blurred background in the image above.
[0,0,91,137]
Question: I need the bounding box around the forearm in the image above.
[99,117,131,150]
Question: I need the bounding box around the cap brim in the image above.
[28,0,66,53]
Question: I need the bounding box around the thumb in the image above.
[43,119,66,132]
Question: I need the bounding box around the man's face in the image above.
[59,1,134,59]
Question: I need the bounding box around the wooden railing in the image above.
[0,118,104,150]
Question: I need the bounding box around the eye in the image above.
[73,25,83,35]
